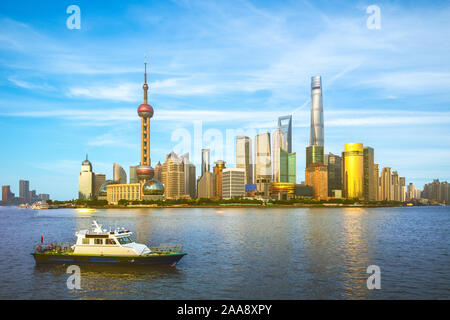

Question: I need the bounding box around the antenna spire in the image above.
[143,52,149,104]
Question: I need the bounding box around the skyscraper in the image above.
[94,174,106,197]
[380,167,391,201]
[391,171,400,201]
[19,180,30,204]
[236,136,253,185]
[78,155,95,200]
[129,166,138,184]
[213,160,226,199]
[113,163,127,184]
[306,76,325,168]
[325,153,342,197]
[136,56,155,182]
[161,151,185,199]
[279,149,296,183]
[363,147,376,201]
[342,143,364,200]
[255,132,272,198]
[2,186,13,203]
[154,161,162,181]
[201,148,210,177]
[222,168,245,199]
[374,163,380,201]
[310,76,324,147]
[278,115,292,153]
[305,163,328,200]
[181,153,196,199]
[272,126,286,183]
[399,177,406,202]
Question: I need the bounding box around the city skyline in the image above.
[1,1,450,199]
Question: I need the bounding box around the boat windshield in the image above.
[117,236,134,245]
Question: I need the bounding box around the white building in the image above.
[271,126,287,183]
[78,155,95,200]
[222,168,245,199]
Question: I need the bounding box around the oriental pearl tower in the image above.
[136,56,155,181]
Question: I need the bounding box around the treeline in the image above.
[120,198,264,206]
[271,198,405,206]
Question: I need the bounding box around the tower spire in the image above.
[143,52,148,104]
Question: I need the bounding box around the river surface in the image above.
[0,206,448,299]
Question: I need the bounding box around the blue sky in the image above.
[1,0,449,200]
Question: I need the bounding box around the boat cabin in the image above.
[73,221,151,256]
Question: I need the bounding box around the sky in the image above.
[1,0,450,200]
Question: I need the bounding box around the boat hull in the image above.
[32,252,186,266]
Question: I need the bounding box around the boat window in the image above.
[106,239,116,245]
[117,237,133,245]
[94,239,103,245]
[82,238,90,245]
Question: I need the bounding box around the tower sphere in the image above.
[142,179,164,195]
[138,103,154,118]
[136,164,154,180]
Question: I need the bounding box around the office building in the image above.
[278,115,292,153]
[129,166,138,184]
[181,153,196,199]
[197,172,214,199]
[325,153,342,197]
[279,149,296,183]
[272,125,286,183]
[2,186,13,203]
[113,163,127,184]
[399,177,406,202]
[255,132,272,198]
[305,163,328,200]
[363,147,376,201]
[19,180,30,204]
[201,148,210,177]
[342,143,364,200]
[222,168,245,199]
[38,194,50,202]
[154,161,162,181]
[78,155,95,200]
[161,151,185,199]
[374,164,380,201]
[391,171,400,201]
[236,136,253,185]
[380,167,391,201]
[94,174,106,197]
[213,160,226,199]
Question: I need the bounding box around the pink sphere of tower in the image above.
[137,103,154,118]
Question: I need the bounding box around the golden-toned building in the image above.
[213,160,226,199]
[342,143,364,200]
[161,151,185,199]
[305,163,328,200]
[107,183,141,204]
[380,167,391,200]
[197,172,214,198]
[271,182,295,200]
[154,161,162,181]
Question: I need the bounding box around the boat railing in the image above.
[150,243,183,253]
[34,242,74,253]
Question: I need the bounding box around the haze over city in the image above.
[1,0,450,200]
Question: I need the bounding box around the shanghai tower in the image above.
[310,76,324,146]
[306,76,325,167]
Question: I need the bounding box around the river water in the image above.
[0,206,448,299]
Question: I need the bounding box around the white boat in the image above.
[32,220,186,266]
